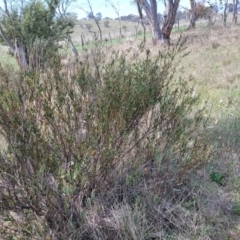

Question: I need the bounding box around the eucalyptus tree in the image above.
[134,0,180,45]
[188,0,196,28]
[223,0,229,27]
[136,1,147,43]
[232,0,238,23]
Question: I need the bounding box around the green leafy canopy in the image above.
[0,0,75,67]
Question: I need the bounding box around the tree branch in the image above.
[3,0,10,17]
[77,0,102,41]
[0,22,15,53]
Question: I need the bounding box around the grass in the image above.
[1,18,240,239]
[181,24,240,239]
[0,18,207,64]
[0,45,18,66]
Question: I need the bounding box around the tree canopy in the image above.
[0,0,76,69]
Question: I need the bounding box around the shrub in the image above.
[104,20,110,27]
[85,23,93,32]
[0,40,210,238]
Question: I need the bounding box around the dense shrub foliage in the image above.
[0,42,210,239]
[0,0,75,69]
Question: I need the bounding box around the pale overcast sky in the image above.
[72,0,192,19]
[0,0,216,19]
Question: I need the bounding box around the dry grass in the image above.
[72,19,143,41]
[173,23,240,239]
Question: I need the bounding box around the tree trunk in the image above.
[150,16,163,45]
[94,19,102,42]
[14,39,28,70]
[0,23,28,70]
[119,27,122,40]
[136,0,163,44]
[137,3,146,43]
[232,0,238,24]
[67,35,79,57]
[81,35,85,49]
[162,0,180,44]
[150,0,163,44]
[188,0,196,29]
[143,24,146,43]
[0,23,15,53]
[223,0,228,27]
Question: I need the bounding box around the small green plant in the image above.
[210,171,225,185]
[232,202,240,216]
[104,20,110,27]
[85,23,93,32]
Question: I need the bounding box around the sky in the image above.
[0,0,216,20]
[72,0,192,19]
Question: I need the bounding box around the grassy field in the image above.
[1,18,240,239]
[130,23,240,238]
[0,18,194,65]
[172,24,240,239]
[71,18,190,44]
[0,45,17,66]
